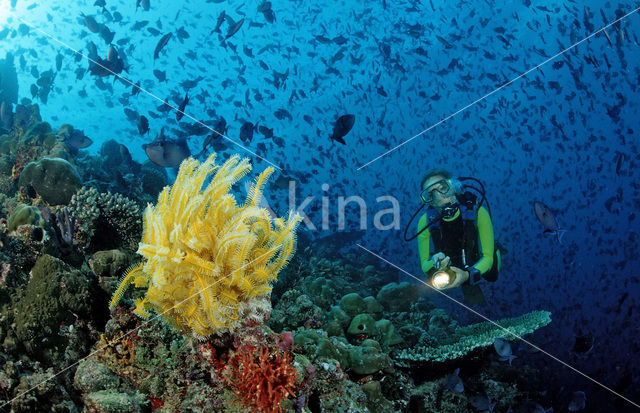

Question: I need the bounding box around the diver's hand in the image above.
[431,252,450,268]
[447,266,469,289]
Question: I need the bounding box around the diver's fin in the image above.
[461,284,485,304]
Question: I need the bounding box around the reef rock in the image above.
[19,157,81,205]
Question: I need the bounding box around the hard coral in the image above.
[110,154,300,338]
[222,346,299,413]
[69,186,142,252]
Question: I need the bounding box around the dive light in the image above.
[431,259,457,290]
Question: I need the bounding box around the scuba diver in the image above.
[404,169,501,303]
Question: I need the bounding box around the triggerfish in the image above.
[533,201,567,244]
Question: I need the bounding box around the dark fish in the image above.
[224,18,244,40]
[55,52,63,71]
[239,121,254,143]
[176,26,190,41]
[30,84,38,98]
[615,152,626,175]
[262,9,275,23]
[157,97,172,113]
[136,0,150,11]
[315,35,332,44]
[143,128,190,168]
[131,20,149,30]
[123,108,138,122]
[258,125,274,139]
[153,32,172,60]
[176,91,189,121]
[137,115,149,135]
[330,114,355,145]
[65,128,93,149]
[211,10,226,34]
[533,201,566,243]
[81,13,100,33]
[435,34,454,48]
[74,67,86,80]
[153,69,166,82]
[274,108,292,120]
[88,47,124,77]
[197,117,228,158]
[333,35,348,45]
[257,0,271,12]
[99,24,114,44]
[131,81,141,96]
[179,76,204,89]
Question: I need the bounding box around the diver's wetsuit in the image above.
[417,205,494,284]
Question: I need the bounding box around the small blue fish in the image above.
[493,338,517,365]
[468,392,495,412]
[444,367,464,393]
[568,390,586,411]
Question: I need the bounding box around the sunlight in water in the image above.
[0,1,13,28]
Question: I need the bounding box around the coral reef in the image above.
[69,186,142,253]
[0,111,561,412]
[220,345,299,412]
[4,254,107,364]
[18,157,82,205]
[393,311,552,368]
[109,154,301,338]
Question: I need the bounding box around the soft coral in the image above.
[222,345,299,413]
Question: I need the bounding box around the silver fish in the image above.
[533,201,566,244]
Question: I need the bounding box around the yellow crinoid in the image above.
[109,153,301,338]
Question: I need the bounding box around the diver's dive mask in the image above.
[420,179,459,205]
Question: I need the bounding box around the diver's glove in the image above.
[431,252,449,268]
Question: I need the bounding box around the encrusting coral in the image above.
[109,153,301,338]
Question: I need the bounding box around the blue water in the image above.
[3,0,640,410]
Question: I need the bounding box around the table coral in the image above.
[109,154,300,338]
[393,310,552,367]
